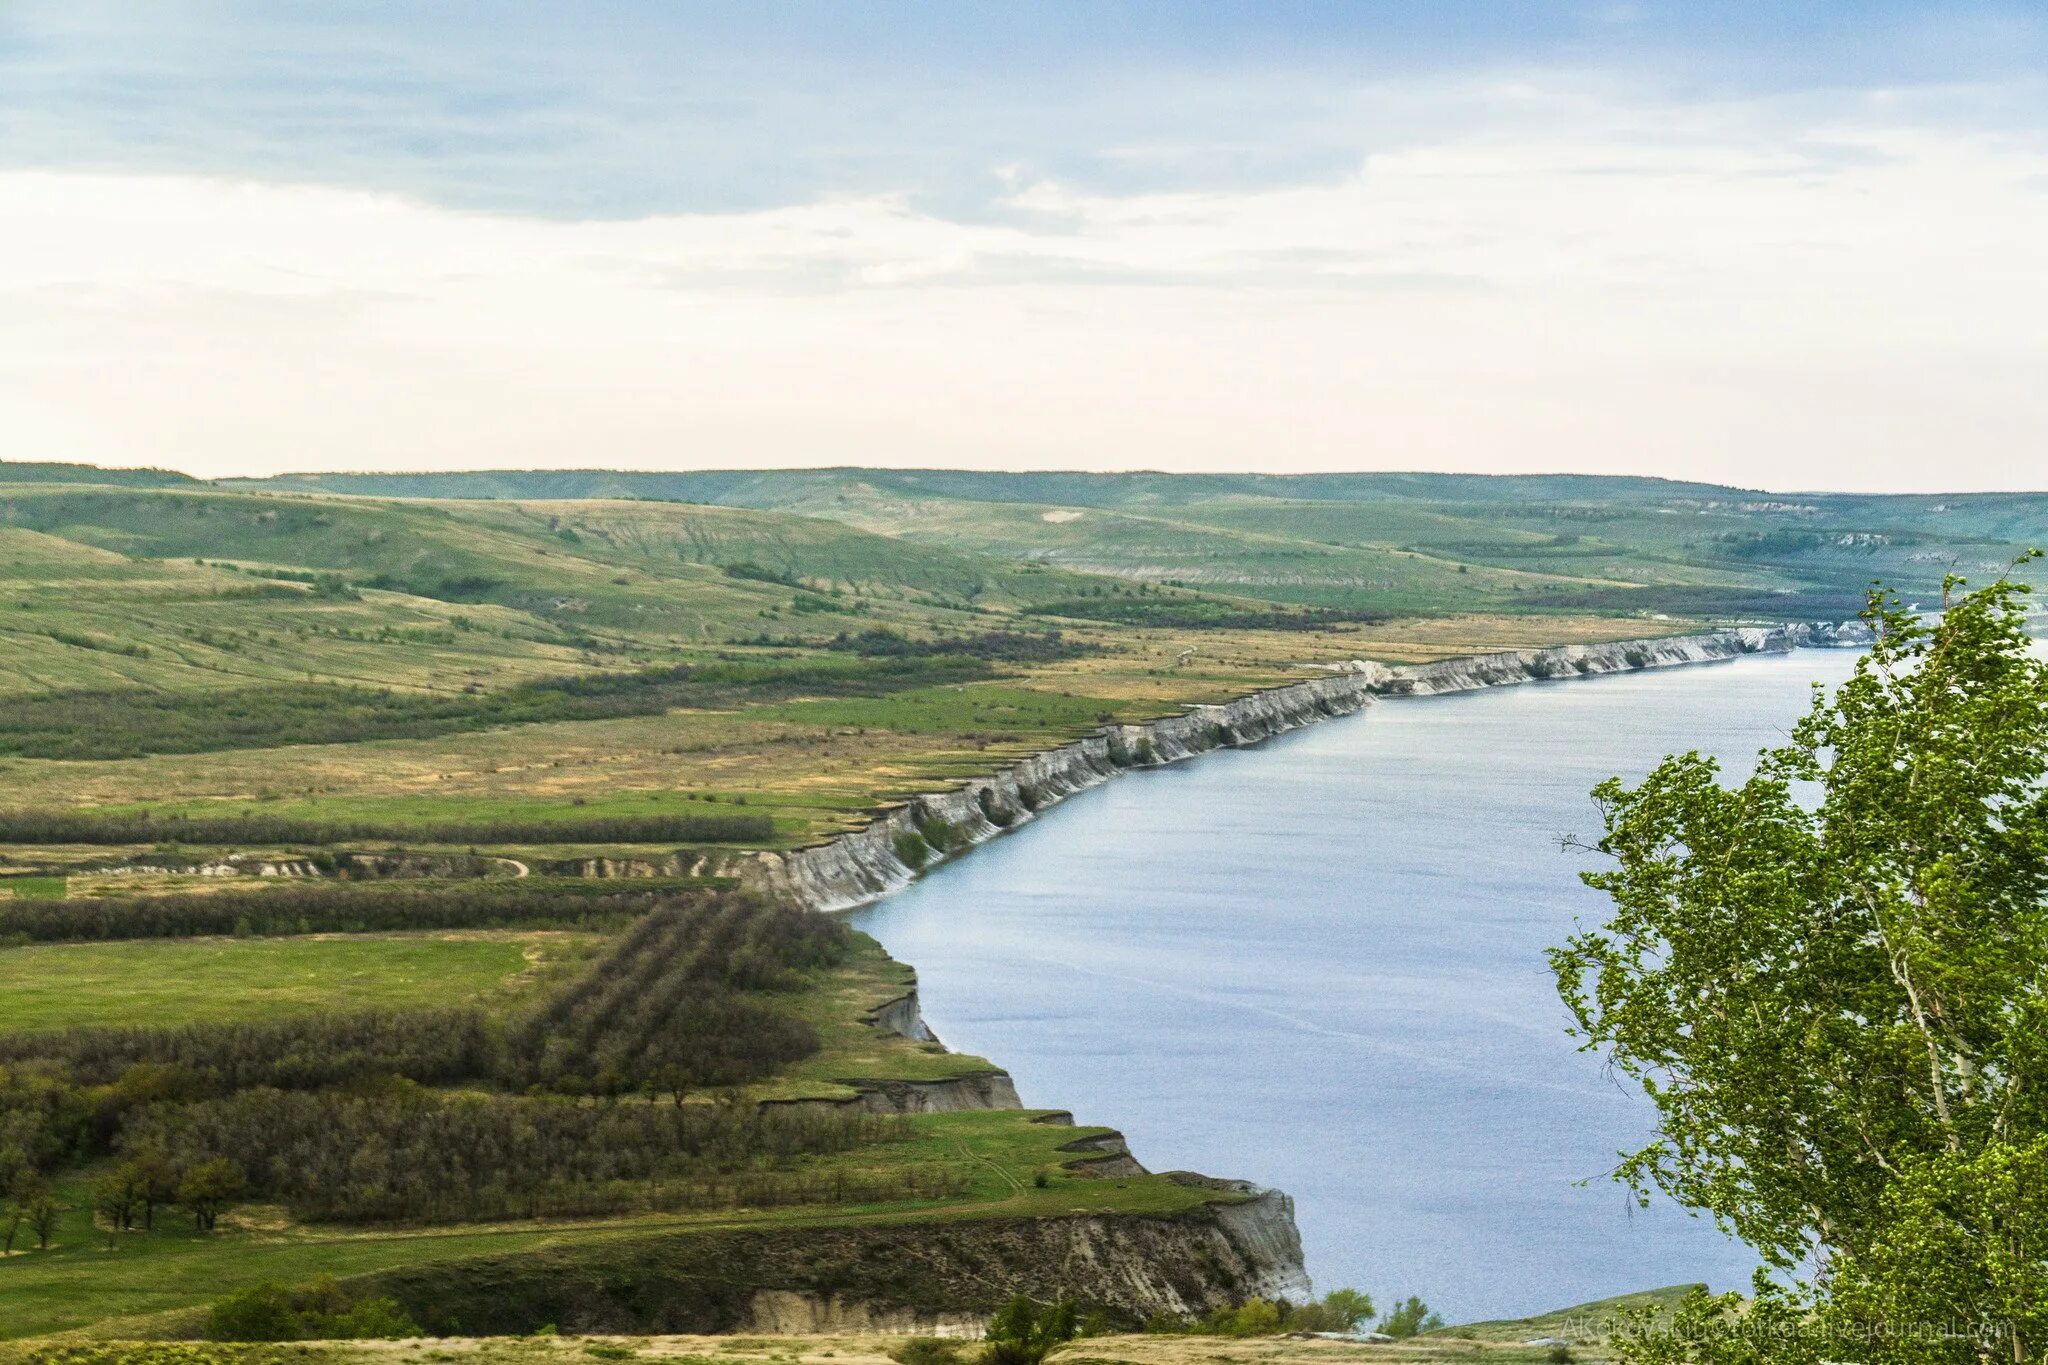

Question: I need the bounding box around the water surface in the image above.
[850,649,1873,1322]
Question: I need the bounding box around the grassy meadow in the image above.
[0,932,595,1035]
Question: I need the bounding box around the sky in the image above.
[2,2,2045,491]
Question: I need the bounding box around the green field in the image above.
[0,932,592,1034]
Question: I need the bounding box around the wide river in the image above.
[850,646,1878,1323]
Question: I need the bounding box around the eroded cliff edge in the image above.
[740,623,1867,912]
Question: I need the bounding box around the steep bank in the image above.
[354,1184,1312,1337]
[739,623,1864,912]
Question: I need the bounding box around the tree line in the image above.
[0,1008,498,1093]
[118,1080,923,1224]
[0,881,681,943]
[0,809,773,848]
[1023,598,1393,631]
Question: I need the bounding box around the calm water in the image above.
[850,648,1877,1323]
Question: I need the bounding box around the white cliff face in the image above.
[1381,626,1797,697]
[737,624,1858,912]
[740,666,1385,912]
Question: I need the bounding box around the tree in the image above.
[26,1193,58,1249]
[1,1198,22,1256]
[1324,1289,1375,1332]
[1377,1296,1443,1339]
[131,1152,179,1230]
[1552,569,2048,1364]
[179,1157,245,1231]
[91,1171,137,1247]
[984,1296,1081,1365]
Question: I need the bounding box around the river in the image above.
[849,645,1883,1323]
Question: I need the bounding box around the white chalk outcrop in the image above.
[739,623,1862,912]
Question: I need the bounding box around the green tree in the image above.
[91,1171,136,1247]
[178,1157,245,1231]
[1376,1296,1443,1339]
[1552,569,2048,1363]
[1322,1289,1375,1332]
[131,1152,180,1231]
[26,1192,58,1249]
[984,1296,1081,1365]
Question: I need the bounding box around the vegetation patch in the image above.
[0,882,690,943]
[0,656,997,761]
[0,933,582,1035]
[0,810,772,848]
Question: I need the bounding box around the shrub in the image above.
[915,815,961,854]
[1376,1296,1443,1339]
[208,1276,421,1341]
[887,1340,962,1365]
[207,1283,303,1342]
[892,831,930,870]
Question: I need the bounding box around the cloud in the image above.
[0,77,2043,489]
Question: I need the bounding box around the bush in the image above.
[1193,1299,1282,1337]
[915,815,961,854]
[1376,1296,1443,1339]
[207,1275,419,1341]
[888,1339,963,1365]
[892,831,930,870]
[1282,1289,1375,1334]
[208,1283,303,1342]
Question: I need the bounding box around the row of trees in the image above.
[818,629,1095,662]
[0,1008,498,1092]
[0,881,675,943]
[0,809,772,847]
[118,1080,912,1224]
[503,895,848,1097]
[0,892,858,1221]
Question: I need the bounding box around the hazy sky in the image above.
[3,2,2045,490]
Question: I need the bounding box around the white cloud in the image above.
[1,80,2044,489]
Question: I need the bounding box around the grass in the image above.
[0,932,599,1034]
[749,934,1008,1102]
[0,875,66,899]
[0,1108,1219,1342]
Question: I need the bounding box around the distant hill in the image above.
[0,460,201,488]
[238,466,1745,508]
[235,465,2044,614]
[19,459,2046,622]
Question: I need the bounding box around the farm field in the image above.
[0,932,596,1034]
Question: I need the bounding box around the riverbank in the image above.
[741,622,1869,913]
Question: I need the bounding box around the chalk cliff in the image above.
[739,623,1864,912]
